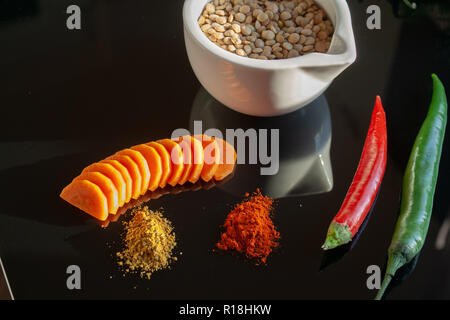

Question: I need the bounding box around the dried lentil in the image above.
[198,0,334,60]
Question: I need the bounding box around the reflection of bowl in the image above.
[183,0,356,117]
[190,88,333,199]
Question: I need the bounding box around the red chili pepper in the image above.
[322,96,387,250]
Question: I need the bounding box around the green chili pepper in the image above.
[375,74,447,300]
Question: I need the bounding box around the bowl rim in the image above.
[183,0,356,71]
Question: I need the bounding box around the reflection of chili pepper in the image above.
[402,0,417,9]
[376,74,447,300]
[322,96,387,250]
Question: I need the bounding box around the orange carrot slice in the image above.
[82,162,126,207]
[60,180,109,221]
[74,172,119,214]
[214,137,237,181]
[147,142,171,188]
[131,144,163,191]
[173,136,204,184]
[173,136,193,185]
[187,136,204,183]
[194,134,220,182]
[116,149,150,195]
[100,159,132,203]
[106,155,142,200]
[156,139,184,187]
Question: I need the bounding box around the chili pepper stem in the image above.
[375,252,406,300]
[321,221,353,250]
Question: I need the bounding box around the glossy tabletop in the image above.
[0,0,449,299]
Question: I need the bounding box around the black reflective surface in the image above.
[0,0,449,299]
[191,90,333,198]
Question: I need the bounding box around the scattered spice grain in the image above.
[116,206,177,279]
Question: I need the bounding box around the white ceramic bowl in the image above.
[183,0,357,117]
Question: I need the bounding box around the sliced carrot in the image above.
[187,136,204,183]
[106,155,142,200]
[100,159,132,203]
[194,134,220,182]
[60,135,235,222]
[214,137,237,181]
[173,136,193,185]
[74,172,119,214]
[60,179,109,221]
[116,149,150,195]
[173,136,204,184]
[82,162,126,207]
[156,139,184,187]
[131,144,162,191]
[147,142,171,188]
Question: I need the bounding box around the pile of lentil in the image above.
[198,0,334,59]
[216,189,279,264]
[116,206,178,279]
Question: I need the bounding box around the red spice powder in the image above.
[216,189,279,264]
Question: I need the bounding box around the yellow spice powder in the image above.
[116,206,177,279]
